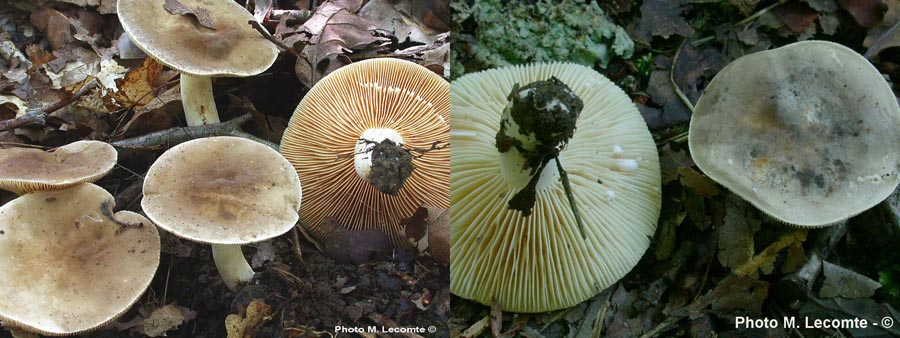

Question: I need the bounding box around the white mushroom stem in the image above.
[211,243,255,292]
[353,128,404,183]
[180,73,221,126]
[9,328,39,338]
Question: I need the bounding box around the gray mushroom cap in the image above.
[689,40,900,226]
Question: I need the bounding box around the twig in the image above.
[0,79,99,133]
[248,20,301,57]
[111,114,278,158]
[670,40,695,116]
[734,0,786,27]
[0,113,46,133]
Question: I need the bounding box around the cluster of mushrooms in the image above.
[0,0,450,336]
[450,41,900,313]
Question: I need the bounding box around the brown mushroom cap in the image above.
[279,58,450,246]
[450,63,661,313]
[0,140,116,194]
[117,0,278,77]
[142,136,302,245]
[689,41,900,226]
[0,183,160,335]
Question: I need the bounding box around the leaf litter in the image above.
[1,0,449,336]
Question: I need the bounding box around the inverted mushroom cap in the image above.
[0,183,160,335]
[279,58,450,246]
[117,0,278,77]
[0,140,116,194]
[688,41,900,226]
[450,63,661,313]
[142,136,301,245]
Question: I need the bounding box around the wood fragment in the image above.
[111,114,278,158]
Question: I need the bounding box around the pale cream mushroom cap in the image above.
[117,0,278,77]
[688,41,900,226]
[280,58,450,246]
[142,136,301,245]
[450,63,662,313]
[0,183,160,335]
[0,140,116,194]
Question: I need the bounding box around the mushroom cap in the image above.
[279,58,450,246]
[142,136,301,245]
[688,41,900,226]
[0,140,116,194]
[117,0,278,77]
[0,183,160,335]
[450,63,661,313]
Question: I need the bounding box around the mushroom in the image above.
[279,58,449,246]
[450,63,661,313]
[688,40,900,226]
[0,140,116,194]
[117,0,278,126]
[142,136,301,291]
[0,183,160,335]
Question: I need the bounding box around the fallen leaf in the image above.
[633,0,695,45]
[30,8,73,51]
[863,0,899,58]
[690,275,769,317]
[678,167,721,197]
[717,196,759,275]
[773,1,820,33]
[164,0,217,29]
[225,300,273,338]
[142,304,196,337]
[819,260,882,298]
[280,0,389,87]
[799,295,900,336]
[321,217,392,265]
[840,0,887,27]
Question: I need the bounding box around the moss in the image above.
[451,0,634,79]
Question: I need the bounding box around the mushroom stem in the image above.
[8,328,39,338]
[211,243,255,292]
[180,73,221,126]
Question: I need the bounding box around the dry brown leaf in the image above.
[840,0,887,28]
[280,0,389,87]
[864,0,900,57]
[164,0,217,29]
[773,1,820,33]
[141,304,196,337]
[30,8,72,51]
[633,0,695,45]
[225,300,273,338]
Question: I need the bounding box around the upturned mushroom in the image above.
[450,63,661,313]
[117,0,278,126]
[0,140,116,195]
[142,136,301,291]
[688,40,900,226]
[0,183,160,335]
[279,58,449,246]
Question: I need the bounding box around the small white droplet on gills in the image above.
[614,159,639,172]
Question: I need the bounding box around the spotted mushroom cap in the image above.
[688,41,900,226]
[0,140,116,195]
[117,0,278,77]
[0,183,160,335]
[279,58,450,246]
[142,136,301,245]
[450,63,662,313]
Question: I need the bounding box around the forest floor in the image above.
[0,0,449,337]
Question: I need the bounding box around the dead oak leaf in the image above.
[163,0,217,29]
[281,0,389,87]
[633,0,695,45]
